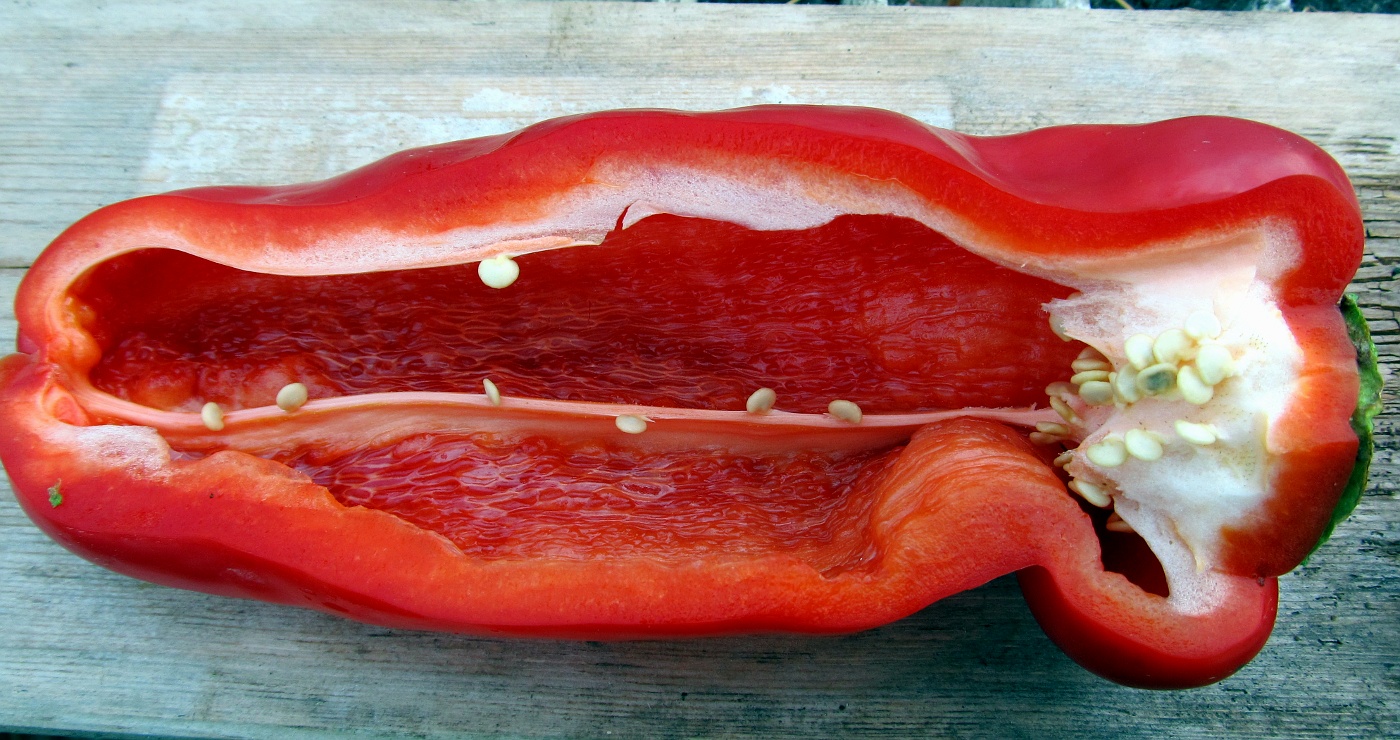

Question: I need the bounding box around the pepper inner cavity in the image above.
[75,214,1080,416]
[275,431,901,567]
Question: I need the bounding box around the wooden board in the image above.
[1,1,1397,737]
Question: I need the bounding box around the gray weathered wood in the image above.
[4,0,1398,268]
[0,1,1397,738]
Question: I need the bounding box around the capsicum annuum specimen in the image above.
[0,108,1371,688]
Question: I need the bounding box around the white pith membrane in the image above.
[41,159,1303,617]
[1045,227,1302,615]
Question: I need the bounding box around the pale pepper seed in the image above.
[201,402,225,431]
[1123,429,1165,461]
[1177,365,1214,405]
[1050,396,1079,423]
[1085,436,1127,467]
[1070,369,1111,385]
[746,387,777,414]
[1105,512,1135,533]
[1136,363,1178,395]
[1079,381,1115,405]
[1124,334,1156,370]
[828,400,863,424]
[483,378,502,406]
[1153,328,1195,365]
[1195,343,1236,386]
[1175,419,1218,445]
[478,255,521,289]
[276,382,308,412]
[1069,479,1112,508]
[615,415,649,434]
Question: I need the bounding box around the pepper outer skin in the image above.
[0,108,1365,687]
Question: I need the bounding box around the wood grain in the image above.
[0,1,1397,738]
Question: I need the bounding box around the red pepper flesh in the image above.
[0,108,1364,687]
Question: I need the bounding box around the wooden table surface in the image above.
[2,1,1398,737]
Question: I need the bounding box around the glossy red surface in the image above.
[0,109,1365,687]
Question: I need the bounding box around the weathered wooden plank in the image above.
[134,74,954,192]
[2,1,1397,266]
[0,467,1395,740]
[0,1,1397,738]
[0,270,19,350]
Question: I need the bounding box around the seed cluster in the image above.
[1068,311,1236,411]
[1041,309,1244,530]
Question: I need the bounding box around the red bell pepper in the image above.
[0,108,1373,688]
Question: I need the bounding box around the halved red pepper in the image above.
[0,107,1372,688]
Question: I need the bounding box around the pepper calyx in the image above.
[1310,294,1382,556]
